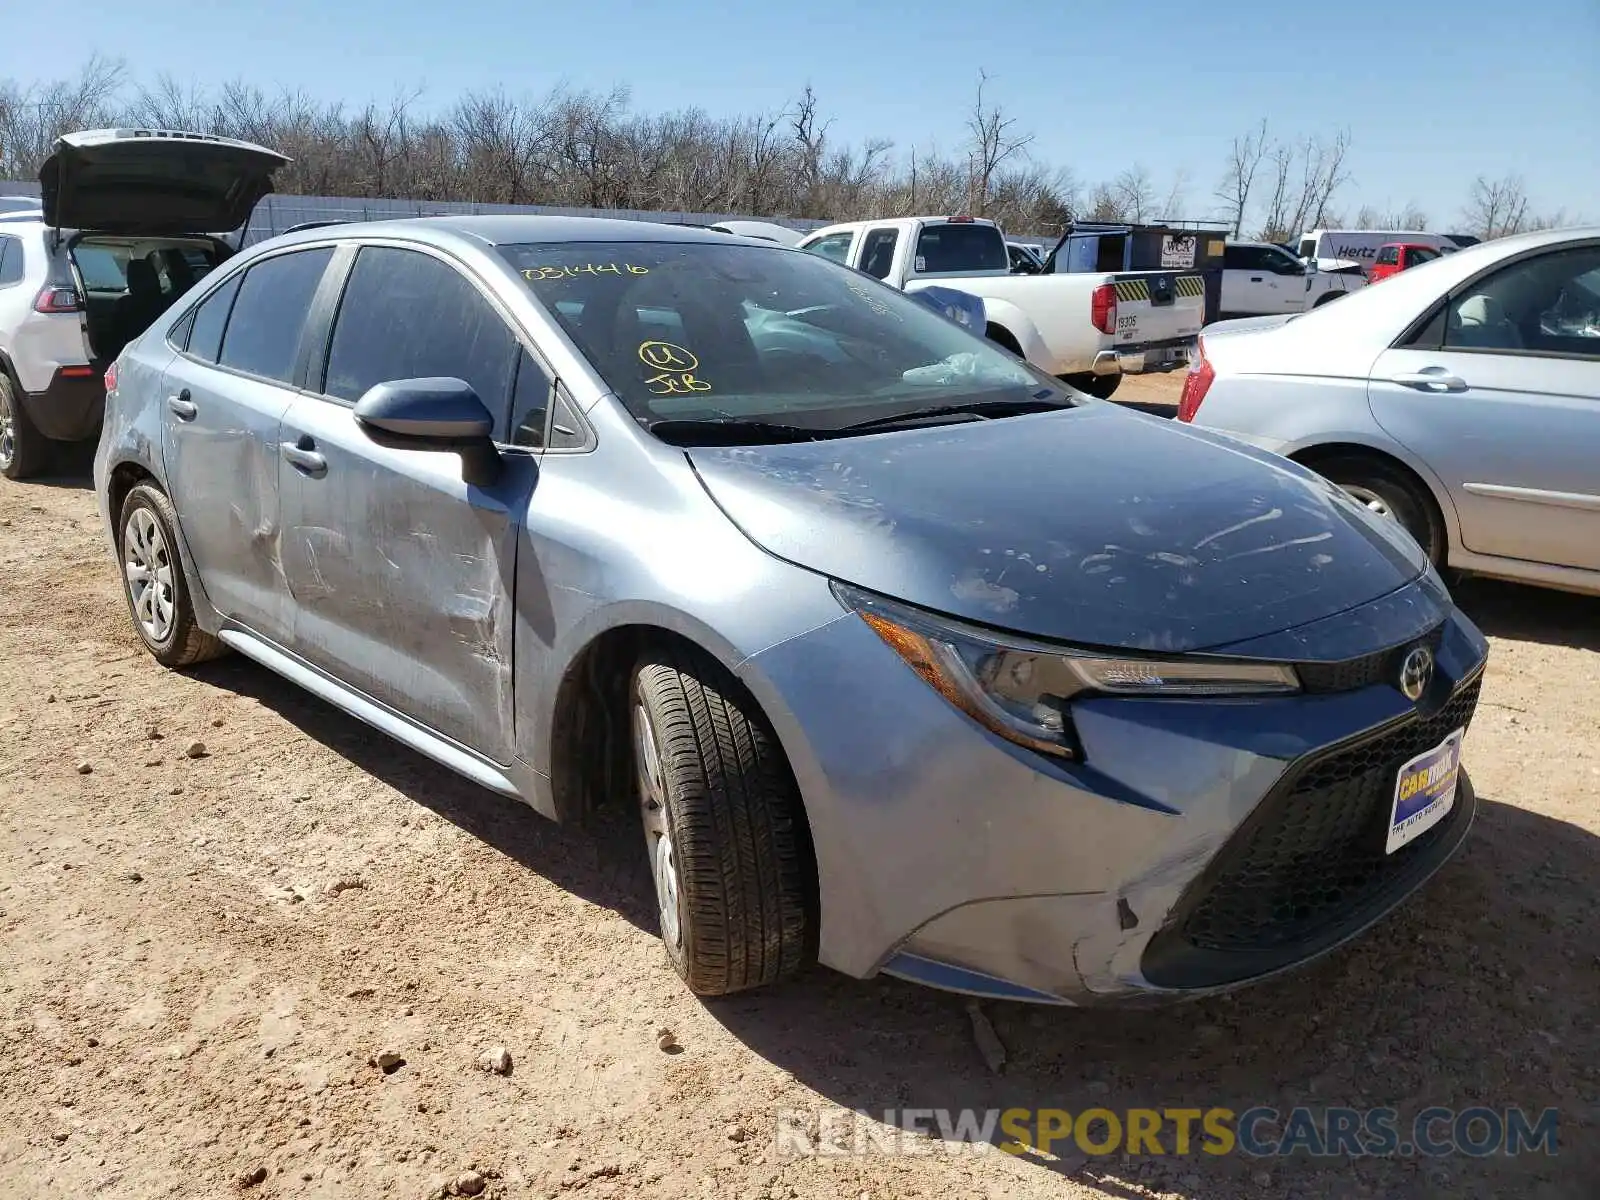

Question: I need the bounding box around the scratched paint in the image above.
[688,403,1425,652]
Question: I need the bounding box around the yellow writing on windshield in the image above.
[639,341,712,395]
[646,372,713,395]
[639,341,699,371]
[522,263,649,281]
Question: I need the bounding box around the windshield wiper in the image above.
[838,394,1074,433]
[644,418,837,446]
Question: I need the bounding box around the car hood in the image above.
[688,405,1427,653]
[40,128,288,235]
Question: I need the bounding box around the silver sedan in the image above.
[1179,227,1600,597]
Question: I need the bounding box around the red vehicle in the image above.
[1368,241,1443,283]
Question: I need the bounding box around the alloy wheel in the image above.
[1341,484,1393,519]
[0,389,14,473]
[123,507,176,643]
[634,702,683,950]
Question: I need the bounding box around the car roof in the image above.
[267,215,751,250]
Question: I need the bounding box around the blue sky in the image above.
[3,0,1594,227]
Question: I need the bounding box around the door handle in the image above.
[166,389,196,420]
[1249,276,1263,282]
[1390,370,1467,392]
[280,440,328,474]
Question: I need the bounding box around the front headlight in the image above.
[833,583,1300,760]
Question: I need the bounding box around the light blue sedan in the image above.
[97,213,1489,1005]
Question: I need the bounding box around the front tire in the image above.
[631,647,814,996]
[0,374,51,481]
[1064,372,1122,399]
[1313,291,1344,308]
[117,484,227,667]
[1318,456,1444,565]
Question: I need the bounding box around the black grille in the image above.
[1296,625,1444,694]
[1143,676,1481,988]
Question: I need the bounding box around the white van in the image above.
[1296,229,1476,267]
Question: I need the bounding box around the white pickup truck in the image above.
[1219,240,1366,319]
[796,216,1205,398]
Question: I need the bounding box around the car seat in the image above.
[1449,294,1522,350]
[113,258,170,352]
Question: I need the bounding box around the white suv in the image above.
[0,129,285,479]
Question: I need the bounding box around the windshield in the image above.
[498,240,1066,432]
[913,223,1009,273]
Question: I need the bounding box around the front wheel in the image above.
[1063,372,1121,400]
[1318,457,1444,565]
[1313,291,1345,308]
[0,374,51,481]
[631,648,814,996]
[117,484,228,667]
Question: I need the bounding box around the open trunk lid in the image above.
[39,128,289,235]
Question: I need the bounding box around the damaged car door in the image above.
[276,244,535,764]
[161,245,335,645]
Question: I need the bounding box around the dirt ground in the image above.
[2,399,1596,1200]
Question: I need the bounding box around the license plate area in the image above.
[1387,728,1465,854]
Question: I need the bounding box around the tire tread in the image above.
[635,648,812,995]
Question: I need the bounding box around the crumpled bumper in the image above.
[741,573,1488,1006]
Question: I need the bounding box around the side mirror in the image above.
[353,377,502,486]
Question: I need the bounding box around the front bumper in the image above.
[743,574,1488,1006]
[1093,337,1194,376]
[20,367,105,442]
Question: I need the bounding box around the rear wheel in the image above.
[1064,372,1122,400]
[1317,456,1444,565]
[117,484,227,667]
[631,647,813,996]
[0,374,51,481]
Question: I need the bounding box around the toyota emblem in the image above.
[1399,646,1434,701]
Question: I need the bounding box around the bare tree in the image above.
[1461,174,1530,240]
[1111,165,1155,222]
[1258,129,1351,241]
[0,55,125,179]
[1159,167,1190,220]
[1215,118,1267,236]
[0,58,1567,242]
[964,70,1033,217]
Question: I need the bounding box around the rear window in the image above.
[913,223,1008,273]
[74,244,132,291]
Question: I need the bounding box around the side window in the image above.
[218,248,334,383]
[0,236,22,287]
[803,233,854,264]
[169,311,196,351]
[507,349,552,448]
[1265,247,1301,273]
[859,229,899,280]
[1227,246,1273,272]
[185,273,243,362]
[1375,247,1400,266]
[322,246,518,438]
[1408,248,1440,267]
[546,388,588,450]
[1443,246,1600,358]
